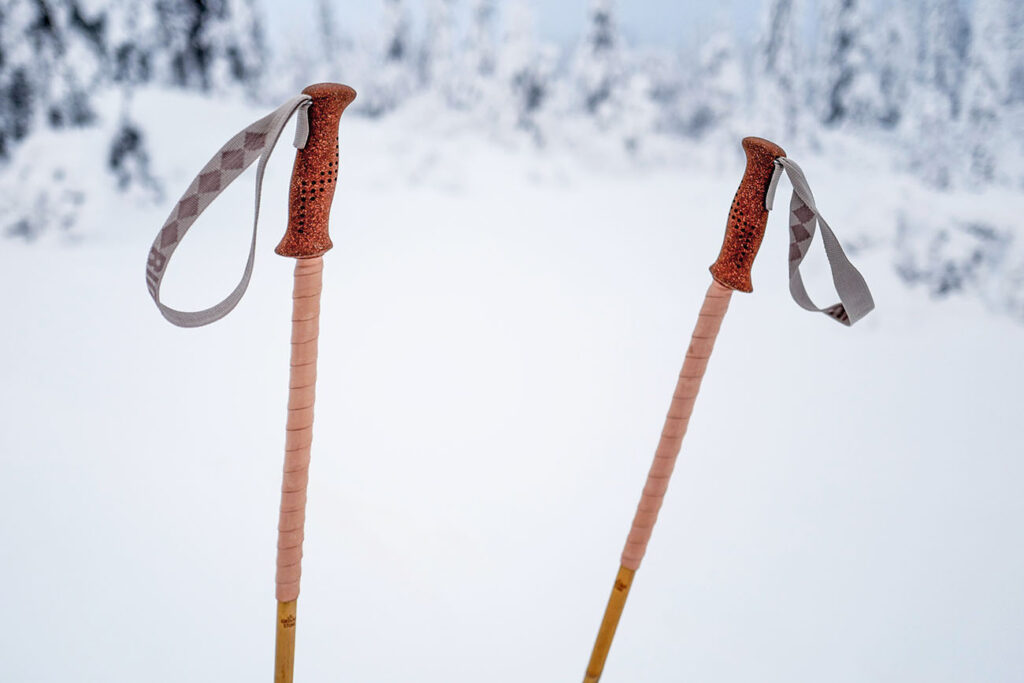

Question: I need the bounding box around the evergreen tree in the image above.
[0,0,39,156]
[449,0,498,109]
[382,0,410,64]
[571,0,623,123]
[0,0,108,157]
[1007,1,1024,104]
[962,0,1015,183]
[316,0,339,58]
[108,100,159,197]
[875,2,914,128]
[755,0,803,139]
[420,0,456,89]
[363,0,414,116]
[106,0,157,86]
[467,0,497,78]
[691,29,742,135]
[499,0,551,134]
[53,1,106,127]
[205,0,265,93]
[820,0,882,126]
[921,0,969,119]
[902,0,969,188]
[152,0,266,93]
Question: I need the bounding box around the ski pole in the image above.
[144,83,356,683]
[273,82,356,683]
[582,137,874,682]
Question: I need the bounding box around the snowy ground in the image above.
[2,91,1023,682]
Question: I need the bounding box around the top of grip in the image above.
[276,83,357,259]
[708,136,786,292]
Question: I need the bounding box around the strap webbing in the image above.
[145,94,312,328]
[766,157,875,326]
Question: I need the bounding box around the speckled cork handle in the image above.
[276,83,357,259]
[276,257,323,602]
[620,281,732,570]
[709,137,786,292]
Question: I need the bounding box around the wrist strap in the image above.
[766,157,875,326]
[145,94,313,328]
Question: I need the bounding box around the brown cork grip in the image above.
[708,137,786,292]
[276,257,323,602]
[275,83,357,259]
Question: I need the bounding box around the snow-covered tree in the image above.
[875,2,915,128]
[820,0,883,126]
[1007,2,1024,105]
[467,0,498,79]
[382,0,411,64]
[572,0,622,120]
[151,0,267,93]
[448,0,499,109]
[901,0,970,188]
[108,101,160,198]
[364,0,414,115]
[420,0,456,88]
[107,0,158,86]
[51,1,106,127]
[316,0,340,58]
[962,0,1017,183]
[207,0,266,92]
[754,0,803,140]
[0,0,108,156]
[617,68,660,153]
[499,0,552,133]
[921,0,969,119]
[0,0,39,156]
[689,29,742,135]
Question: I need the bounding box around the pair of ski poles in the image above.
[146,82,872,682]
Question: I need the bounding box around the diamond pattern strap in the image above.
[145,94,313,328]
[766,157,875,326]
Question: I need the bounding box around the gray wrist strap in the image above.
[766,157,875,326]
[144,94,313,328]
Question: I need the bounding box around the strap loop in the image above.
[145,94,312,328]
[769,157,875,326]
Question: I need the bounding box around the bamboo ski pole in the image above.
[582,137,785,683]
[582,135,874,680]
[273,83,356,683]
[144,82,355,683]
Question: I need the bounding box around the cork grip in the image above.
[275,83,357,259]
[708,137,786,292]
[620,281,732,571]
[276,257,323,602]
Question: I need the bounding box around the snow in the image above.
[2,89,1023,682]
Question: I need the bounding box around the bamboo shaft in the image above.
[274,258,323,683]
[584,566,635,683]
[275,600,298,683]
[582,282,732,682]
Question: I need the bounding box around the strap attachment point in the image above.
[292,100,312,149]
[765,159,784,211]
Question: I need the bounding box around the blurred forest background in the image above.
[3,6,1024,681]
[1,0,1023,317]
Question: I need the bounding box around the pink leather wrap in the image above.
[276,256,323,602]
[620,281,732,570]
